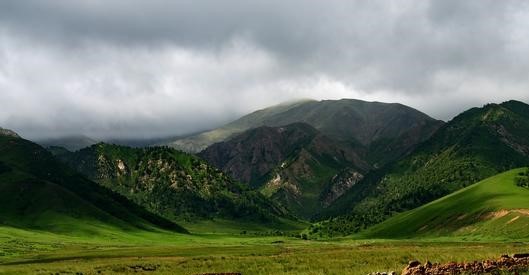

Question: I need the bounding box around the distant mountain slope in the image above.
[166,99,314,153]
[37,135,99,151]
[0,129,185,234]
[200,123,370,218]
[361,168,529,240]
[167,99,443,167]
[57,143,290,224]
[318,100,529,236]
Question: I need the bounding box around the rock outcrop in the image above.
[0,127,20,138]
[402,254,529,275]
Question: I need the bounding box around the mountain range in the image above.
[168,99,443,166]
[197,99,443,218]
[2,98,529,241]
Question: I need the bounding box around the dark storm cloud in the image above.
[1,0,528,139]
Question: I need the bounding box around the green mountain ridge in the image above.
[317,100,529,236]
[56,143,293,226]
[0,130,186,235]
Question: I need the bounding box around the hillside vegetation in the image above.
[56,143,293,227]
[361,168,529,240]
[317,100,529,236]
[197,99,442,220]
[0,131,186,235]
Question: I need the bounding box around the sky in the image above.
[1,0,529,139]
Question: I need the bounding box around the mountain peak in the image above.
[166,98,442,158]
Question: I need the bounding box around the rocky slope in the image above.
[200,123,370,218]
[57,143,290,223]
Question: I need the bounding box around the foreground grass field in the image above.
[3,169,529,274]
[1,225,529,275]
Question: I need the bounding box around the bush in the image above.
[515,168,529,188]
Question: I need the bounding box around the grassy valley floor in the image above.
[3,169,529,274]
[1,226,529,275]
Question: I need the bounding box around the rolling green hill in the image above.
[56,143,293,227]
[0,130,186,235]
[317,100,529,236]
[200,123,370,218]
[361,168,529,240]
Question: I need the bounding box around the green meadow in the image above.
[1,225,529,275]
[2,169,529,274]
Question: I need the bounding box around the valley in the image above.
[2,99,529,275]
[2,226,529,275]
[4,1,529,274]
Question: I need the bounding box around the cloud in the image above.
[1,0,529,139]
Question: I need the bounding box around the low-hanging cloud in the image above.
[1,0,529,139]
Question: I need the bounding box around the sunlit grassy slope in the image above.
[361,168,529,240]
[0,134,186,236]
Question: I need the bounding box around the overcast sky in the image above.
[1,0,529,139]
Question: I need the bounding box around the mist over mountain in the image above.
[3,1,529,140]
[171,99,442,161]
[37,135,99,151]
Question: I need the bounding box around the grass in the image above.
[179,217,308,235]
[2,224,529,275]
[361,168,529,240]
[3,163,529,274]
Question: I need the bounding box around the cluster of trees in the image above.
[516,168,529,188]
